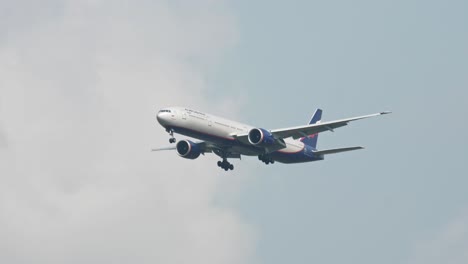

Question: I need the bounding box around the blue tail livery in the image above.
[300,109,322,149]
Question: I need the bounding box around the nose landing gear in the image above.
[167,128,176,144]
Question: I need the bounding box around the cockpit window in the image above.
[159,110,172,113]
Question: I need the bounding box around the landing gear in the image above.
[258,154,275,165]
[167,128,176,144]
[217,159,234,171]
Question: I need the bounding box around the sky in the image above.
[1,1,467,264]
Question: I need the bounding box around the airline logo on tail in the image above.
[300,109,322,149]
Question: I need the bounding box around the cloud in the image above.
[406,210,468,264]
[0,1,254,264]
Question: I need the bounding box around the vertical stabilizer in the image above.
[300,109,322,149]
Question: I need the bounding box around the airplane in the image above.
[153,107,390,171]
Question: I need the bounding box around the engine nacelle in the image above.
[176,140,202,159]
[248,128,275,146]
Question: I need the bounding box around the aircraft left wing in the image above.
[151,146,177,151]
[152,141,215,153]
[270,111,391,140]
[152,141,242,159]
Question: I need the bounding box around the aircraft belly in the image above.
[230,146,260,156]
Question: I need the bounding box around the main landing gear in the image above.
[217,159,234,171]
[167,128,176,144]
[258,154,275,165]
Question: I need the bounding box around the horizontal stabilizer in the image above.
[313,146,364,155]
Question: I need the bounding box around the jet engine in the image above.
[248,128,275,146]
[176,140,202,159]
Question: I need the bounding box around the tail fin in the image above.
[300,109,322,149]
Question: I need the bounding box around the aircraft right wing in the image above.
[270,111,391,140]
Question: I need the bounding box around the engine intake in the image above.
[176,140,201,159]
[248,128,275,146]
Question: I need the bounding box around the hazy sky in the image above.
[1,1,467,264]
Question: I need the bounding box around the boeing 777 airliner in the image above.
[153,107,390,171]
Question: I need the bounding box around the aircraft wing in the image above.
[152,141,215,153]
[231,134,287,152]
[270,111,391,140]
[152,141,242,159]
[151,146,177,151]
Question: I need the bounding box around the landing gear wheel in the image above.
[167,129,176,144]
[258,154,274,165]
[218,159,234,171]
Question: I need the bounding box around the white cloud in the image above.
[0,1,254,264]
[406,210,468,264]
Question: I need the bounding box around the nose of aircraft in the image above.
[156,111,166,125]
[157,110,172,126]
